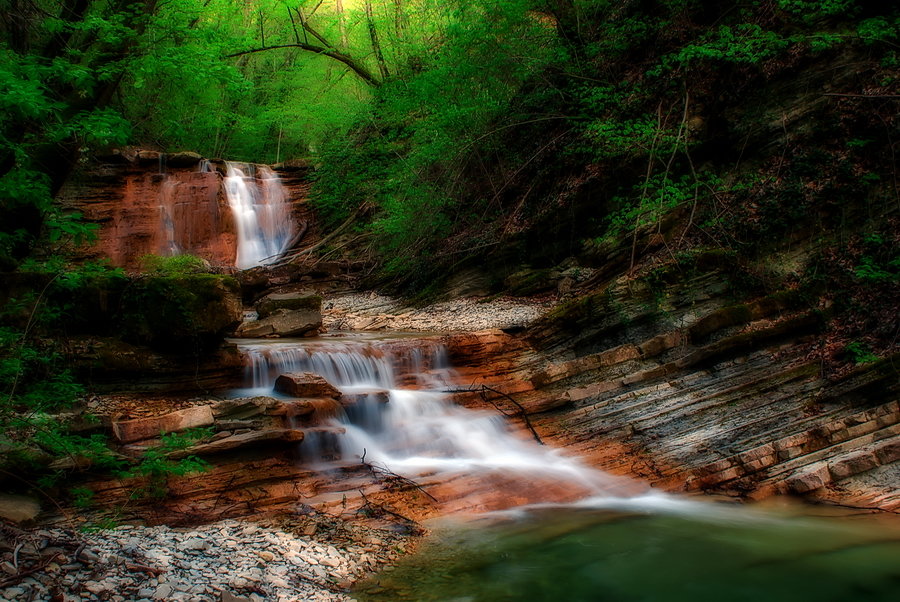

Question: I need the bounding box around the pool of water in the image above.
[354,500,900,602]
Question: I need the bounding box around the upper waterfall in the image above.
[224,162,296,269]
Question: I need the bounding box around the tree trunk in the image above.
[365,0,390,80]
[335,0,348,48]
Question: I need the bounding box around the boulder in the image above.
[165,151,203,167]
[236,307,321,338]
[0,493,41,523]
[256,293,322,319]
[121,275,243,349]
[112,405,215,443]
[274,373,341,399]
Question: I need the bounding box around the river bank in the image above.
[0,511,414,602]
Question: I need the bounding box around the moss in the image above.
[119,274,241,350]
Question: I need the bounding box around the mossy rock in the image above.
[255,292,322,319]
[119,274,241,350]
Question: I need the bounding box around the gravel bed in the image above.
[0,515,411,602]
[323,292,556,332]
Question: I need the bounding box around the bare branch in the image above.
[225,44,380,87]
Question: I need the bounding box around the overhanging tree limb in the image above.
[225,43,381,87]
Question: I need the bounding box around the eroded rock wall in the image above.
[57,151,314,270]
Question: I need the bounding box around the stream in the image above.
[231,334,900,601]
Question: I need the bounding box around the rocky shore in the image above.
[0,513,412,602]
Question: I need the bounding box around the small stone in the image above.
[257,551,275,562]
[78,548,101,563]
[153,584,173,599]
[182,538,209,551]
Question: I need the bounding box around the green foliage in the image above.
[120,428,212,499]
[604,172,722,241]
[69,486,96,509]
[854,235,900,283]
[777,0,859,19]
[844,341,878,365]
[139,254,208,276]
[668,25,790,68]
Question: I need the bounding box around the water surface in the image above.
[354,502,900,602]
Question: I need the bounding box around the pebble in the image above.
[0,517,409,602]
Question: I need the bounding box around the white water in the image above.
[236,336,640,498]
[224,162,295,268]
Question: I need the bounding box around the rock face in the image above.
[57,150,315,270]
[59,159,236,268]
[0,493,41,523]
[112,406,216,443]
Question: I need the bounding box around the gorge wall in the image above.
[57,150,314,270]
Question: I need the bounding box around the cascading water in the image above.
[236,336,637,498]
[235,335,900,602]
[224,162,295,269]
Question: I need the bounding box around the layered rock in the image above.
[435,269,900,511]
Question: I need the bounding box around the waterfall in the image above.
[235,337,634,496]
[224,162,295,269]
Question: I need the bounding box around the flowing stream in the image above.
[236,335,629,494]
[233,334,900,601]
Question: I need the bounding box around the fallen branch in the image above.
[124,562,165,576]
[273,202,372,265]
[478,384,544,445]
[361,451,437,502]
[0,557,55,589]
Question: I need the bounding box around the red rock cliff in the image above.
[58,151,312,269]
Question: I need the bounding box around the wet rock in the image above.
[169,429,304,457]
[135,150,162,164]
[274,373,341,399]
[211,397,282,419]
